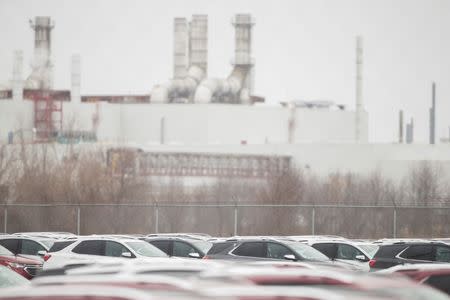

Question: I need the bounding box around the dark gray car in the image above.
[204,238,332,262]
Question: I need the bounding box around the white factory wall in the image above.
[0,100,34,141]
[62,102,365,145]
[1,99,367,145]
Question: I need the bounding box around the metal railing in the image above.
[3,203,450,238]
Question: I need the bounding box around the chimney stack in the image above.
[355,36,364,143]
[173,18,189,79]
[429,82,436,144]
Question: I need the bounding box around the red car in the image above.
[0,244,42,279]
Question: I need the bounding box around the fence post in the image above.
[233,204,238,236]
[393,207,397,238]
[154,204,159,233]
[76,206,81,235]
[3,206,7,233]
[311,207,316,235]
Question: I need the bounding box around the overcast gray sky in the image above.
[0,0,449,143]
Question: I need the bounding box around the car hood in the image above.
[0,254,43,265]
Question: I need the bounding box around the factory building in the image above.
[1,15,449,181]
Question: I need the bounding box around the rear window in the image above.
[374,245,408,258]
[148,240,171,254]
[207,242,237,255]
[72,240,104,256]
[400,245,434,261]
[49,241,76,252]
[233,242,266,258]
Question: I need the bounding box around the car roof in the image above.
[0,284,153,299]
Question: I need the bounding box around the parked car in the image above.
[143,236,212,258]
[43,237,168,270]
[302,239,379,271]
[0,265,30,288]
[0,236,53,260]
[0,244,42,279]
[369,241,450,271]
[381,263,450,295]
[204,238,332,262]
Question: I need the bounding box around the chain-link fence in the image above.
[3,203,450,238]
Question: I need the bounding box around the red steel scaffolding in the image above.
[28,90,63,140]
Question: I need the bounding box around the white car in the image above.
[297,238,379,271]
[43,237,168,270]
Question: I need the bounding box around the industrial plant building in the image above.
[0,15,448,181]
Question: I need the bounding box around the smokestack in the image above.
[173,18,189,79]
[12,50,23,101]
[429,82,436,144]
[26,16,54,89]
[189,15,208,75]
[399,110,404,143]
[406,118,414,144]
[355,36,364,143]
[232,14,255,104]
[71,54,81,103]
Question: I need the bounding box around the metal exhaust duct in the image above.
[26,16,54,90]
[194,14,254,104]
[152,15,208,103]
[12,50,23,101]
[355,36,363,143]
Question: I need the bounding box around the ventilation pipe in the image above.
[194,14,254,104]
[152,15,208,103]
[26,17,54,90]
[12,50,23,102]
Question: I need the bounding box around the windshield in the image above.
[286,242,330,261]
[125,241,168,258]
[0,245,13,256]
[357,244,379,258]
[191,240,213,254]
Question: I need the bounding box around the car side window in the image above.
[173,241,196,257]
[72,240,104,256]
[435,246,450,262]
[400,245,434,261]
[267,242,294,259]
[104,241,130,257]
[336,244,364,260]
[21,240,46,255]
[312,243,337,259]
[148,240,171,255]
[233,242,266,258]
[424,275,450,294]
[0,239,19,254]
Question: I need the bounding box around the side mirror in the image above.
[121,252,133,258]
[188,252,201,259]
[355,255,368,262]
[37,250,47,257]
[283,254,297,261]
